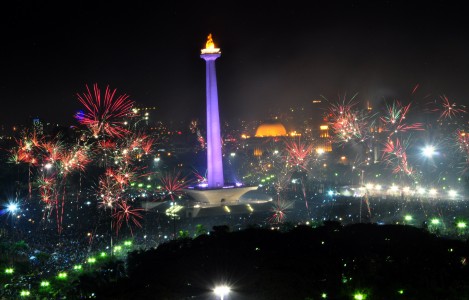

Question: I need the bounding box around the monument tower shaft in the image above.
[181,34,259,210]
[201,34,224,188]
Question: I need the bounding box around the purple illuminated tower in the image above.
[181,34,261,211]
[201,34,224,188]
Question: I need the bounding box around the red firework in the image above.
[411,83,420,95]
[61,147,90,174]
[106,166,144,190]
[380,101,423,136]
[268,200,292,224]
[192,170,207,184]
[97,174,120,209]
[140,137,154,155]
[434,95,466,120]
[38,175,56,205]
[11,132,43,166]
[10,133,45,198]
[126,132,154,155]
[128,133,145,150]
[41,140,64,164]
[11,143,34,165]
[98,139,117,150]
[112,200,144,236]
[382,138,413,175]
[327,97,373,144]
[284,137,314,170]
[75,83,135,138]
[105,168,128,189]
[159,170,192,201]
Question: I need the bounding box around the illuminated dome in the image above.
[255,121,287,137]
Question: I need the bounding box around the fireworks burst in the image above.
[159,170,192,201]
[268,200,293,224]
[5,84,154,237]
[284,137,314,170]
[75,83,135,138]
[382,137,413,175]
[429,95,467,121]
[112,201,144,236]
[439,95,467,119]
[192,169,207,184]
[380,101,423,136]
[60,147,90,175]
[326,95,375,144]
[97,173,120,209]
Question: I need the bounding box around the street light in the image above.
[6,202,19,231]
[448,190,458,198]
[214,285,230,300]
[422,145,436,158]
[7,202,18,214]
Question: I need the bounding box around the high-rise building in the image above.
[318,125,332,153]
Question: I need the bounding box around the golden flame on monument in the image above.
[201,33,221,54]
[206,33,215,49]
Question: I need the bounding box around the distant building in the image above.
[32,118,44,135]
[317,125,332,153]
[254,120,288,137]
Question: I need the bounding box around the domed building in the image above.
[254,121,288,137]
[242,121,289,157]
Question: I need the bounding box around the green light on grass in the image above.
[5,268,14,274]
[457,221,467,229]
[73,264,83,271]
[354,292,367,300]
[20,290,30,297]
[40,281,50,287]
[431,218,440,225]
[404,215,412,221]
[57,272,68,279]
[87,257,96,264]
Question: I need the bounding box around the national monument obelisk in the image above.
[201,33,224,188]
[183,34,258,208]
[147,34,264,214]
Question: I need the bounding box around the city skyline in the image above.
[1,0,468,127]
[2,3,469,297]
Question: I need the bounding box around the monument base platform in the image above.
[183,185,258,206]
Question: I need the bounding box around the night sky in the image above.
[1,0,468,127]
